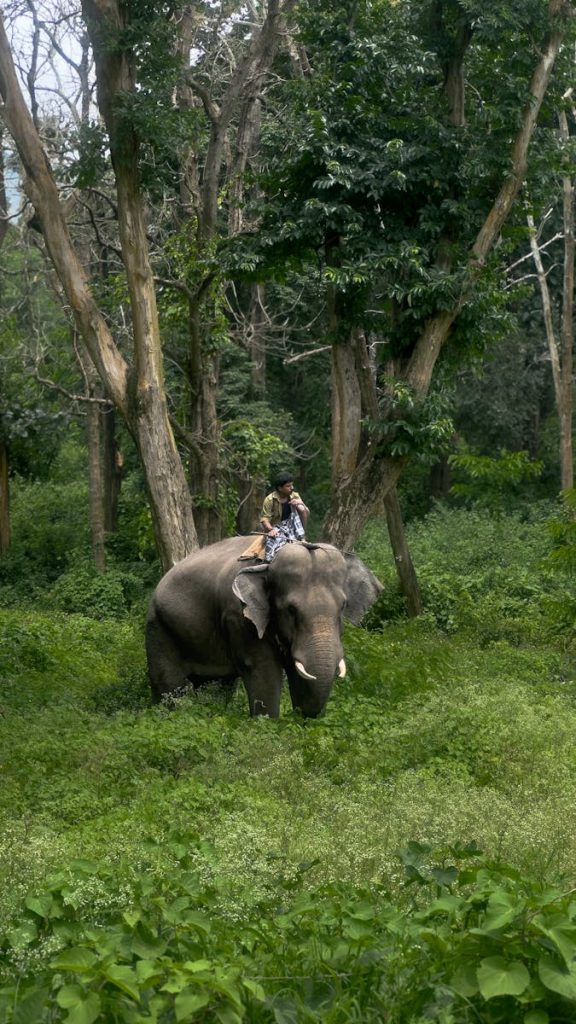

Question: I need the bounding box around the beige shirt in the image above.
[260,490,306,527]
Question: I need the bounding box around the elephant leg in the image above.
[241,645,284,718]
[146,615,194,702]
[285,666,309,715]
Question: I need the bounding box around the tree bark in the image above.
[86,402,106,571]
[247,283,268,394]
[76,339,107,571]
[0,7,198,570]
[559,106,574,491]
[384,487,423,617]
[0,127,8,251]
[528,205,573,492]
[102,405,123,533]
[176,0,293,544]
[528,98,575,495]
[187,298,222,546]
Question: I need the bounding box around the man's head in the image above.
[274,471,294,497]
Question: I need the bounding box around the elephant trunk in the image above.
[291,625,343,717]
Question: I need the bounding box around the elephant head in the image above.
[232,542,382,716]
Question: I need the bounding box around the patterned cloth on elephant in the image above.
[264,508,305,562]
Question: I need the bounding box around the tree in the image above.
[0,3,198,570]
[526,96,575,492]
[252,0,574,548]
[159,0,297,544]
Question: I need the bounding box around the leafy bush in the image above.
[48,565,149,620]
[3,837,576,1023]
[359,504,560,639]
[0,461,159,611]
[0,478,90,599]
[449,447,543,511]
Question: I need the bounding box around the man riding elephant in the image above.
[260,471,310,561]
[146,535,382,718]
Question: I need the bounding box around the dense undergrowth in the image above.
[1,505,576,1022]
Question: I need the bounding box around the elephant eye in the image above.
[283,601,299,621]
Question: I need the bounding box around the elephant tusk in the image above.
[295,660,317,681]
[338,659,347,679]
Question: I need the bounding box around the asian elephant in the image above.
[146,536,382,718]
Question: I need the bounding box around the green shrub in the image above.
[0,478,90,597]
[359,504,560,640]
[47,565,149,620]
[3,837,576,1023]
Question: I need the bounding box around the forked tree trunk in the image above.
[323,1,570,549]
[176,1,292,543]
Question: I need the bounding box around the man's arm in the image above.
[290,492,309,528]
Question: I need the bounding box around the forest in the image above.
[1,0,576,1021]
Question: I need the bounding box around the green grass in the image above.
[1,506,576,1021]
[1,612,574,915]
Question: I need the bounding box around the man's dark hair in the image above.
[273,471,294,489]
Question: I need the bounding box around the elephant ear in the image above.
[343,554,383,625]
[232,564,270,639]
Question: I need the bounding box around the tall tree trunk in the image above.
[383,488,423,617]
[528,103,575,495]
[430,456,451,499]
[559,106,574,491]
[76,339,106,570]
[0,127,8,252]
[0,133,9,555]
[86,401,106,571]
[323,1,569,549]
[177,1,292,543]
[0,441,9,557]
[0,9,198,570]
[187,298,222,546]
[248,283,267,394]
[102,405,123,533]
[235,475,265,535]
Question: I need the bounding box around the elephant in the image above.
[146,535,382,718]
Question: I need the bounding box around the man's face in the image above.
[277,481,294,498]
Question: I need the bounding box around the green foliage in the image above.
[449,448,544,511]
[0,477,91,599]
[368,379,454,460]
[546,488,576,574]
[221,419,291,482]
[250,0,567,357]
[359,504,559,639]
[1,508,576,1021]
[3,838,576,1023]
[543,489,576,631]
[48,565,143,620]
